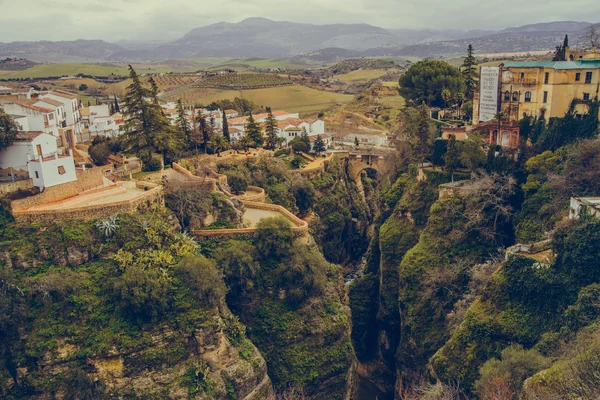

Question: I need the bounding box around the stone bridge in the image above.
[345,152,385,180]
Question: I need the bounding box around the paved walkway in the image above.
[243,208,290,227]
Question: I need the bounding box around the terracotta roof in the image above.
[50,89,78,100]
[79,107,91,116]
[229,127,242,133]
[309,134,332,142]
[15,131,45,141]
[224,109,237,114]
[15,101,54,113]
[228,110,293,125]
[36,98,63,107]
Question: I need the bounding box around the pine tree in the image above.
[222,109,230,142]
[245,113,264,148]
[462,44,478,101]
[313,134,326,154]
[444,134,459,182]
[120,65,182,166]
[189,109,204,155]
[354,136,360,149]
[195,113,210,154]
[114,95,120,113]
[300,127,310,151]
[264,107,279,149]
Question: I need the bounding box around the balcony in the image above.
[28,150,72,163]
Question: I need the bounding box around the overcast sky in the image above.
[0,0,598,42]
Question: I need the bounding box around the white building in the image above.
[2,101,60,137]
[340,132,389,147]
[570,197,600,220]
[40,90,82,138]
[0,132,77,190]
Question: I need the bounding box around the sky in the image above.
[0,0,599,42]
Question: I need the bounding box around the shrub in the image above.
[174,255,226,308]
[254,217,294,260]
[474,345,550,399]
[78,84,88,91]
[274,246,327,305]
[88,142,111,165]
[143,157,161,172]
[226,171,249,195]
[274,148,291,157]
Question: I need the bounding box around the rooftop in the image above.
[50,89,78,100]
[36,98,63,107]
[15,101,54,114]
[15,131,45,142]
[503,60,600,70]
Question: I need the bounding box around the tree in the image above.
[553,34,569,61]
[119,65,182,166]
[0,110,18,151]
[214,241,258,309]
[78,83,88,91]
[289,136,308,153]
[255,217,294,260]
[582,23,600,47]
[300,127,310,150]
[399,60,466,107]
[459,133,486,174]
[313,134,326,154]
[245,113,264,148]
[222,109,230,143]
[176,99,191,144]
[412,103,433,166]
[239,135,253,152]
[264,107,279,150]
[462,44,478,100]
[354,136,360,149]
[444,134,459,181]
[113,95,120,113]
[88,141,111,165]
[208,133,229,156]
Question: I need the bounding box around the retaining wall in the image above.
[237,186,266,202]
[10,168,104,210]
[192,200,308,240]
[0,179,34,197]
[12,182,163,224]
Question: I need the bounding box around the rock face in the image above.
[9,311,274,399]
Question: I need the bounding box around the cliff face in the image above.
[0,210,274,399]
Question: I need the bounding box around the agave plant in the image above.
[96,215,120,237]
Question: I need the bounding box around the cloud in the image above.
[0,0,598,42]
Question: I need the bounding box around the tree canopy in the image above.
[399,60,466,108]
[0,110,18,151]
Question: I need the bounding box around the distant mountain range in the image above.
[0,19,595,64]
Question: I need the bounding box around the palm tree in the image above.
[209,134,230,157]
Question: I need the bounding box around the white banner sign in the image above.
[479,66,500,122]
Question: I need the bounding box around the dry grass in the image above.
[335,69,388,83]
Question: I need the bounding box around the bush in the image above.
[174,255,226,308]
[274,246,327,305]
[289,137,308,153]
[143,157,162,172]
[254,217,294,260]
[78,84,88,91]
[88,142,111,165]
[474,345,550,399]
[226,171,249,195]
[274,148,291,157]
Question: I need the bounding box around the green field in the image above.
[169,85,353,114]
[208,58,321,71]
[335,69,389,83]
[1,63,171,79]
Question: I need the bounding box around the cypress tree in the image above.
[300,127,310,151]
[222,109,230,142]
[114,95,120,113]
[462,44,478,100]
[176,99,191,145]
[264,107,278,149]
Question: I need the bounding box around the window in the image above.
[524,92,532,102]
[544,72,549,84]
[35,171,39,179]
[504,91,510,101]
[543,91,548,103]
[48,113,54,120]
[576,72,581,81]
[58,166,66,175]
[585,72,593,84]
[520,72,525,80]
[583,93,590,101]
[512,91,519,102]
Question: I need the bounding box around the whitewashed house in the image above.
[40,90,82,138]
[0,132,76,190]
[2,102,61,137]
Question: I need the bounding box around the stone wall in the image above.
[12,182,163,224]
[238,186,266,202]
[0,179,34,197]
[192,200,308,240]
[10,168,104,210]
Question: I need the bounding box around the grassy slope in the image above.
[170,85,354,114]
[335,69,388,83]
